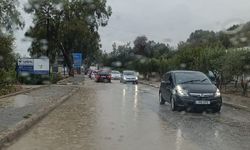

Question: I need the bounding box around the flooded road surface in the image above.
[5,79,250,150]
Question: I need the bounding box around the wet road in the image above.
[5,78,250,150]
[0,85,76,133]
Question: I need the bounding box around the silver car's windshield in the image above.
[123,71,135,76]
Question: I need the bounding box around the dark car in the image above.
[95,71,111,83]
[159,70,222,112]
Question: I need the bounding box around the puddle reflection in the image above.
[134,85,138,109]
[176,128,183,150]
[14,95,33,108]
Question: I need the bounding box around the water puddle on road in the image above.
[13,95,33,108]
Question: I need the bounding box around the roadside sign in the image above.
[17,58,50,75]
[18,59,34,73]
[72,53,82,68]
[18,59,34,66]
[33,59,50,75]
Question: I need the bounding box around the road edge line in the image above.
[0,87,80,148]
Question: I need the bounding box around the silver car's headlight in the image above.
[135,77,138,80]
[215,88,221,97]
[176,85,189,97]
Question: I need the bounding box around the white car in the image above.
[120,70,138,84]
[111,71,121,80]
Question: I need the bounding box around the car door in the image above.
[121,72,124,81]
[160,73,169,101]
[165,73,173,103]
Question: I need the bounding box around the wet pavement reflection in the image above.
[5,79,250,150]
[13,95,33,108]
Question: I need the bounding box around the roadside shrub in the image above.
[0,69,17,96]
[18,74,50,85]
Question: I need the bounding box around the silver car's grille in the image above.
[127,78,135,80]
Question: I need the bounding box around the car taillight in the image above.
[96,75,100,79]
[108,75,111,79]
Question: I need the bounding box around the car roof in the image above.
[123,70,134,72]
[169,70,203,74]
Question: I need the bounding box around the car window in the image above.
[98,72,110,75]
[163,73,170,82]
[123,71,135,75]
[112,71,120,74]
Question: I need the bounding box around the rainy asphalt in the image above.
[5,78,250,150]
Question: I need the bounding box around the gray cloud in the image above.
[99,0,250,51]
[15,0,250,55]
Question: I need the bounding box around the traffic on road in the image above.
[1,0,250,150]
[4,76,250,150]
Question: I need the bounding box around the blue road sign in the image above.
[72,53,82,68]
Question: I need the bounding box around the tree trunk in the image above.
[234,76,238,89]
[241,78,249,96]
[58,43,74,77]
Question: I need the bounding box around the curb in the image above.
[139,81,159,88]
[0,87,80,148]
[0,85,49,100]
[222,100,250,112]
[0,76,71,100]
[139,80,250,112]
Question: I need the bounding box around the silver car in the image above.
[120,70,138,84]
[111,71,121,80]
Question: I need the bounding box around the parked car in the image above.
[159,70,222,112]
[90,70,98,80]
[111,70,121,80]
[95,71,111,83]
[120,70,138,84]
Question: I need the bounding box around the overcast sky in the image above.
[15,0,250,56]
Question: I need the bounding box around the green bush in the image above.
[0,69,16,96]
[50,73,63,84]
[18,74,50,85]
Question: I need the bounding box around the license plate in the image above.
[101,76,106,78]
[195,101,210,105]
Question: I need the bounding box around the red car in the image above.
[95,71,112,83]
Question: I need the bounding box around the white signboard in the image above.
[34,59,49,71]
[18,59,34,66]
[18,58,50,75]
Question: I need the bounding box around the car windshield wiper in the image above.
[180,79,201,84]
[201,78,208,82]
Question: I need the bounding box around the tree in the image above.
[186,30,219,48]
[0,0,24,32]
[0,0,23,94]
[109,42,133,68]
[133,36,148,56]
[0,36,15,70]
[25,0,112,76]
